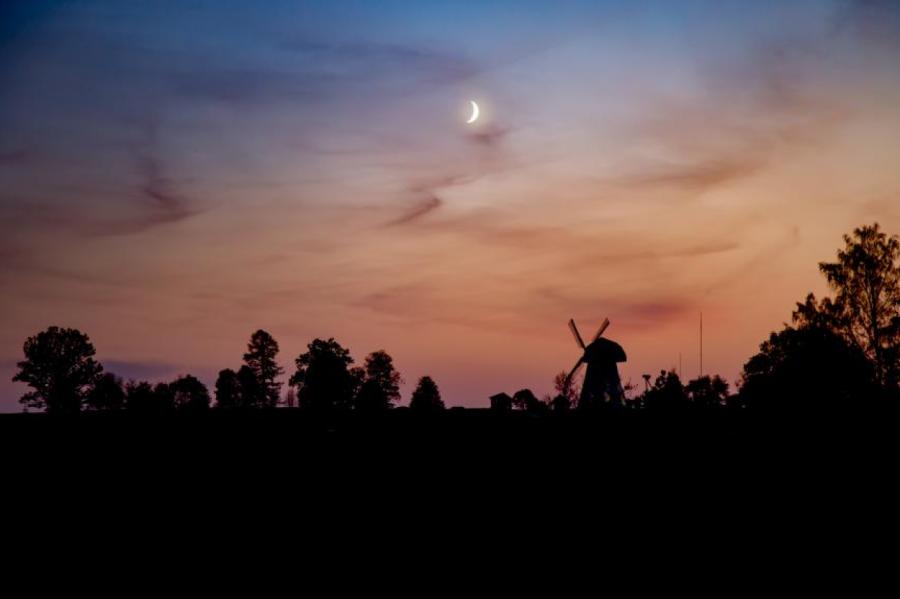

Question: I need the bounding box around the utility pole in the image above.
[699,312,703,378]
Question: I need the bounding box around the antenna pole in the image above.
[699,312,703,378]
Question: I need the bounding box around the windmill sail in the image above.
[592,318,610,342]
[568,318,586,349]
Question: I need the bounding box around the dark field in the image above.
[4,407,898,555]
[5,407,899,472]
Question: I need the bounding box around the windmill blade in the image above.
[565,360,584,385]
[568,318,586,349]
[591,317,611,342]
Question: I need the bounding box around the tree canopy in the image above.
[795,223,900,388]
[170,375,211,411]
[354,350,403,411]
[290,338,357,411]
[12,326,103,413]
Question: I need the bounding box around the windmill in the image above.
[564,317,610,385]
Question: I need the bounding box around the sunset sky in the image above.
[1,0,899,410]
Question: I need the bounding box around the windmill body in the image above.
[566,318,627,408]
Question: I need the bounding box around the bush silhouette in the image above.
[685,375,729,409]
[739,325,876,412]
[642,370,688,412]
[85,373,126,412]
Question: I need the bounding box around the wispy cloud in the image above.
[382,174,476,227]
[466,124,511,148]
[385,196,443,227]
[614,159,763,192]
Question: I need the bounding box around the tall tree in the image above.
[354,350,403,411]
[409,376,444,412]
[795,224,900,387]
[85,373,126,411]
[170,374,211,411]
[290,338,356,411]
[12,326,103,413]
[242,330,284,408]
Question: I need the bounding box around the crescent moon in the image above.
[466,100,480,124]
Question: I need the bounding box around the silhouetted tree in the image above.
[85,373,126,412]
[12,326,103,413]
[409,376,444,412]
[642,370,688,412]
[354,350,403,411]
[794,224,900,388]
[237,365,261,409]
[739,325,876,412]
[290,338,356,411]
[215,368,241,409]
[242,330,284,408]
[685,375,729,409]
[349,366,365,399]
[512,388,545,413]
[552,370,577,411]
[355,380,385,412]
[152,382,177,412]
[170,374,210,411]
[125,380,173,413]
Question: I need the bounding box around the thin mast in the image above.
[699,312,703,378]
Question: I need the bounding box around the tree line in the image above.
[9,223,900,415]
[11,328,444,414]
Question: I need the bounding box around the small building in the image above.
[489,392,513,411]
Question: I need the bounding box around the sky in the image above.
[1,0,899,410]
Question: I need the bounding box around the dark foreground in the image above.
[4,407,899,571]
[4,406,900,472]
